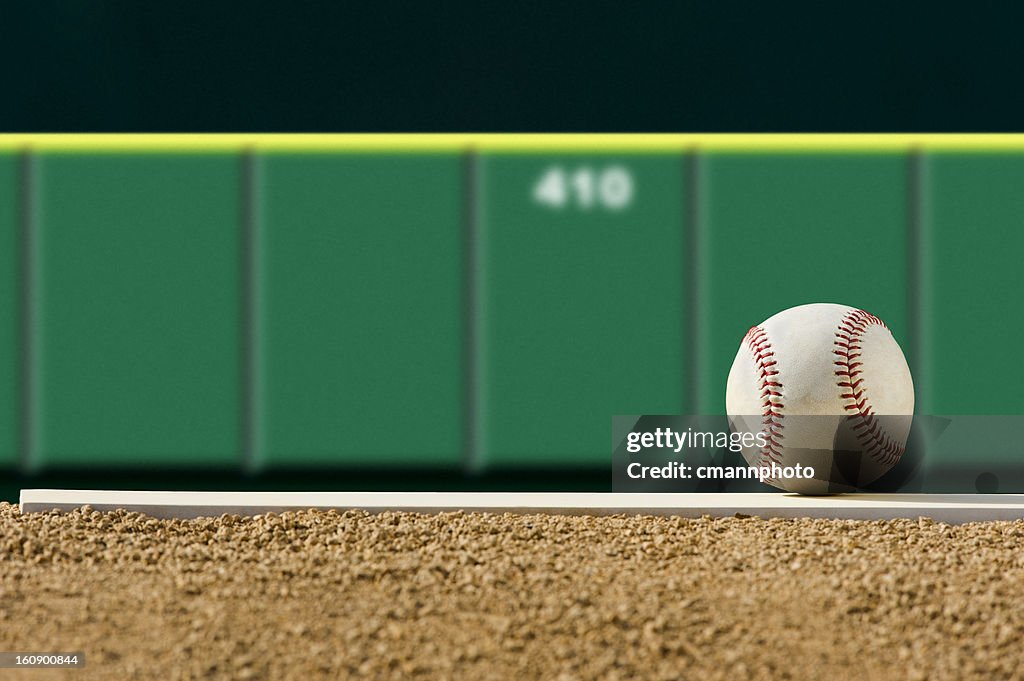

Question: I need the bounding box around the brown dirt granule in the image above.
[1,501,1023,681]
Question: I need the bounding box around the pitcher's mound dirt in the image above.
[1,501,1023,681]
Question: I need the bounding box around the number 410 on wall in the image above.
[531,166,635,211]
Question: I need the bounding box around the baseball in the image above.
[726,303,915,494]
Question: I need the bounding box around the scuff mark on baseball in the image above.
[726,303,915,495]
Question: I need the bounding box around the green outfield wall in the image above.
[0,136,1021,490]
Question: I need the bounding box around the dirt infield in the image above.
[1,502,1023,681]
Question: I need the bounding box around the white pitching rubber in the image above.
[17,490,1024,524]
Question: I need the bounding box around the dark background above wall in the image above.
[3,3,1024,132]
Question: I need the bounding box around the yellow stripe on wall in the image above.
[4,134,1024,153]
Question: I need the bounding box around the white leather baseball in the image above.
[726,303,915,494]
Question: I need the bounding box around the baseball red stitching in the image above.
[834,309,904,466]
[744,325,784,467]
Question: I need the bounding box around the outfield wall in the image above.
[0,136,1020,485]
